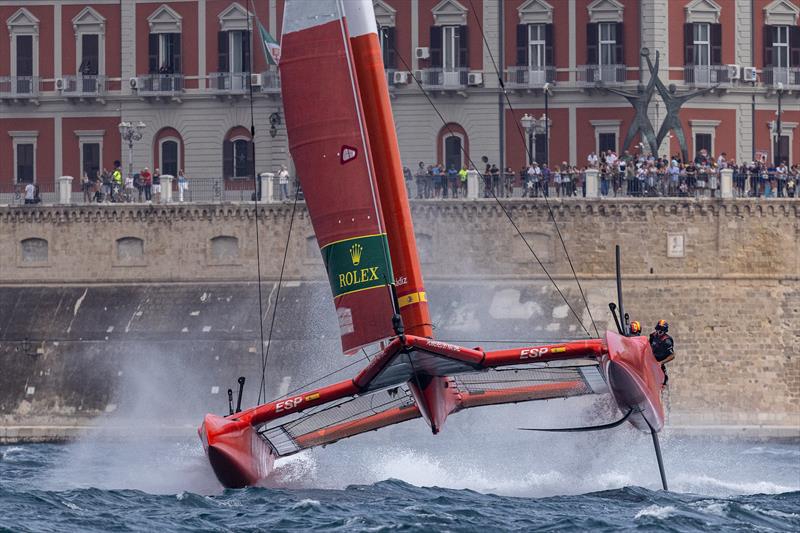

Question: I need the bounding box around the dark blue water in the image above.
[1,431,798,532]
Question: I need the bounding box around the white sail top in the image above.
[282,0,340,35]
[342,0,378,37]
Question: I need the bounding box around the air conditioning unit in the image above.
[467,72,483,86]
[415,47,430,59]
[250,73,262,86]
[55,78,65,90]
[742,67,757,82]
[727,64,740,80]
[129,77,139,89]
[392,70,409,84]
[413,70,424,83]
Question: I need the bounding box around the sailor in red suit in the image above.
[649,320,674,385]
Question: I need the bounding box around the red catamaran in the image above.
[199,0,667,490]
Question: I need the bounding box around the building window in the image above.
[430,25,467,71]
[774,26,789,68]
[16,143,35,183]
[379,26,396,69]
[149,33,181,74]
[219,30,250,74]
[599,23,617,67]
[694,133,712,156]
[528,24,546,69]
[599,132,616,153]
[80,34,99,75]
[16,35,34,93]
[693,23,710,66]
[223,137,253,178]
[20,238,48,263]
[82,142,100,179]
[160,140,179,176]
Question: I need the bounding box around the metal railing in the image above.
[577,65,626,86]
[504,66,556,88]
[259,71,281,93]
[683,65,732,87]
[61,75,107,97]
[419,68,468,90]
[0,181,56,205]
[0,76,40,98]
[762,67,800,89]
[136,74,184,96]
[208,72,251,94]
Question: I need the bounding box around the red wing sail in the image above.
[280,0,396,354]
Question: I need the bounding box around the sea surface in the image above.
[1,424,798,532]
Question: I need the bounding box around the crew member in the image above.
[649,319,674,385]
[629,320,641,336]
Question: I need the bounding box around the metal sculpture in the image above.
[600,50,661,156]
[644,51,718,162]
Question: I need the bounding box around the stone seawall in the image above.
[0,199,797,440]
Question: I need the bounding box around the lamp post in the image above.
[521,113,534,165]
[543,82,551,166]
[776,82,783,166]
[118,121,146,178]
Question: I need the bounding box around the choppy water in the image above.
[1,427,798,532]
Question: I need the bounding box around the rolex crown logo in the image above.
[349,243,363,266]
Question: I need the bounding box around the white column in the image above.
[198,0,207,86]
[260,172,275,202]
[54,116,63,178]
[161,175,174,202]
[585,168,599,198]
[569,105,577,165]
[57,176,74,204]
[269,0,277,37]
[54,3,61,80]
[568,0,576,83]
[720,168,733,199]
[466,169,480,199]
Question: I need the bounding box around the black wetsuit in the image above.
[650,331,674,384]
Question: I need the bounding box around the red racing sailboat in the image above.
[199,0,667,490]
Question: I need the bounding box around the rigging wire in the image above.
[465,0,600,338]
[257,186,301,404]
[391,50,592,339]
[245,0,270,404]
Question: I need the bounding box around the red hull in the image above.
[603,331,665,432]
[199,414,275,489]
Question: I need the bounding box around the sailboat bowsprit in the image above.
[198,0,667,490]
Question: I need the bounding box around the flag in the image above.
[258,20,281,66]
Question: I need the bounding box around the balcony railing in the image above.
[61,75,107,97]
[0,76,40,98]
[209,72,251,94]
[762,67,800,89]
[683,65,732,87]
[577,65,626,86]
[504,66,556,89]
[259,71,281,93]
[419,68,468,90]
[136,74,184,96]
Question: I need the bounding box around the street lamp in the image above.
[776,82,784,166]
[542,82,552,166]
[118,121,146,178]
[521,113,534,165]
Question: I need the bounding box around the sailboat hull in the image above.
[602,331,665,432]
[199,414,275,489]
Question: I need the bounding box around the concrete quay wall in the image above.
[0,199,797,440]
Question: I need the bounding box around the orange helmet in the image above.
[656,319,669,332]
[629,321,641,335]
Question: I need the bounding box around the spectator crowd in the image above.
[407,148,798,200]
